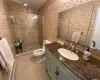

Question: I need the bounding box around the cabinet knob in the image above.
[55,71,59,76]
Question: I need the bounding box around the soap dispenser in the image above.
[83,47,91,61]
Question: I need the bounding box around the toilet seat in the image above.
[34,49,44,56]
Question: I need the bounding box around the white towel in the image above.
[0,54,6,69]
[71,32,81,43]
[0,38,15,71]
[0,47,9,71]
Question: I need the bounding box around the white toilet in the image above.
[33,40,52,63]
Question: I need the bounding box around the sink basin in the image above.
[58,48,79,61]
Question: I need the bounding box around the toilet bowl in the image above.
[33,40,52,63]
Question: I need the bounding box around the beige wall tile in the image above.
[39,0,93,42]
[39,0,100,46]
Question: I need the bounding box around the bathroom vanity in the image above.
[45,42,100,80]
[44,1,100,79]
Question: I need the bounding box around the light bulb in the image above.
[24,4,27,7]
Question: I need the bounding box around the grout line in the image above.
[16,50,33,57]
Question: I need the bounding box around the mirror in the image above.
[57,0,100,50]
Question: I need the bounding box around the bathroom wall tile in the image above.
[85,30,93,45]
[0,0,15,79]
[39,0,93,42]
[39,0,100,46]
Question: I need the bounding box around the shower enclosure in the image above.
[9,9,43,54]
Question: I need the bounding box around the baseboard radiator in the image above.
[9,61,16,80]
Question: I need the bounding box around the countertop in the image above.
[57,39,100,60]
[45,42,100,80]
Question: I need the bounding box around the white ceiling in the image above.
[6,0,46,10]
[21,0,46,10]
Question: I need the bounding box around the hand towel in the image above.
[0,54,6,69]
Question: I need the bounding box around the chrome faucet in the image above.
[75,48,79,53]
[68,43,75,50]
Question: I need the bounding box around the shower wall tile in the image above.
[9,5,39,52]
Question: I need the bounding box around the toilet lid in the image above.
[34,50,44,56]
[44,40,52,45]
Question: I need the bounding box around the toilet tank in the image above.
[44,40,52,45]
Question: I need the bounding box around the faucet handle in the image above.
[72,44,74,48]
[68,43,75,50]
[69,43,73,47]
